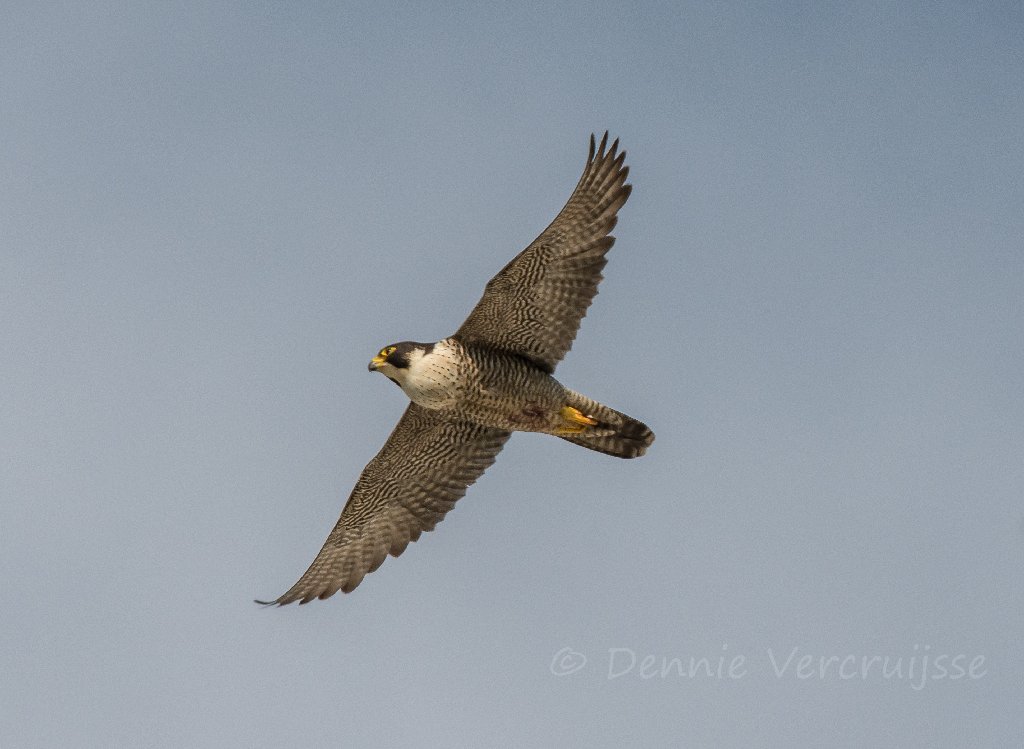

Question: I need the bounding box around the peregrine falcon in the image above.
[258,133,654,605]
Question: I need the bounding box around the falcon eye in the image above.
[381,346,396,357]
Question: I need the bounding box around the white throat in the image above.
[397,340,464,409]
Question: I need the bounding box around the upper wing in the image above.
[258,403,510,605]
[453,133,632,373]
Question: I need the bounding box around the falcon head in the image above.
[368,341,434,384]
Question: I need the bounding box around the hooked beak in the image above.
[368,354,386,372]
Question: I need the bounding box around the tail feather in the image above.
[559,391,654,459]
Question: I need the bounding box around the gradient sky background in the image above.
[2,1,1022,747]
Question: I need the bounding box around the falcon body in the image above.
[260,133,654,605]
[370,337,650,447]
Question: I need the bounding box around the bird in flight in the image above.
[258,133,653,605]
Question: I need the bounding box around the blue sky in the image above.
[2,1,1022,746]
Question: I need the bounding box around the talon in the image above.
[560,406,598,428]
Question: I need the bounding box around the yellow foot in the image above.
[557,406,599,434]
